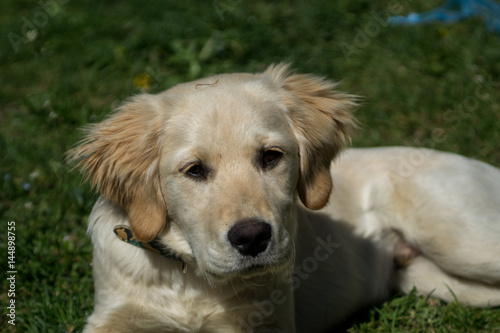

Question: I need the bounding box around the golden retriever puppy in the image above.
[69,64,500,332]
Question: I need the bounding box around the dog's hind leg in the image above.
[396,256,500,307]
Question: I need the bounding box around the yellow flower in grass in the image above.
[133,73,152,90]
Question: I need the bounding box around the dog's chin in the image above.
[213,264,273,280]
[203,255,294,284]
[205,265,283,285]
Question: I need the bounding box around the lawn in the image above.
[1,0,499,332]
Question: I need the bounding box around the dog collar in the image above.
[113,225,187,273]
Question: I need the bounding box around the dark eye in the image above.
[262,149,283,169]
[186,163,206,179]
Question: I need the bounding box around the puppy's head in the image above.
[68,64,356,281]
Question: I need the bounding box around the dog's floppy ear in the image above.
[68,94,167,241]
[266,63,357,210]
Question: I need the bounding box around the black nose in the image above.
[228,219,272,257]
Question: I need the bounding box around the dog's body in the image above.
[328,147,500,307]
[70,65,500,332]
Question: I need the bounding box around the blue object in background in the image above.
[389,0,500,34]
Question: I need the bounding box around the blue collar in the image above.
[113,225,187,273]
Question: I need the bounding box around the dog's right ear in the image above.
[67,95,167,242]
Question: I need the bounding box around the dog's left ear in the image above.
[67,94,167,242]
[266,64,357,210]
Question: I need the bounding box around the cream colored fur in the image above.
[69,65,500,332]
[327,147,500,307]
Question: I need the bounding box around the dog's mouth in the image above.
[206,263,283,283]
[238,263,271,278]
[204,249,294,283]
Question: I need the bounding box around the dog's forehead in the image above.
[163,76,295,152]
[171,73,282,116]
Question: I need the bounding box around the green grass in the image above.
[1,0,500,331]
[351,290,500,332]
